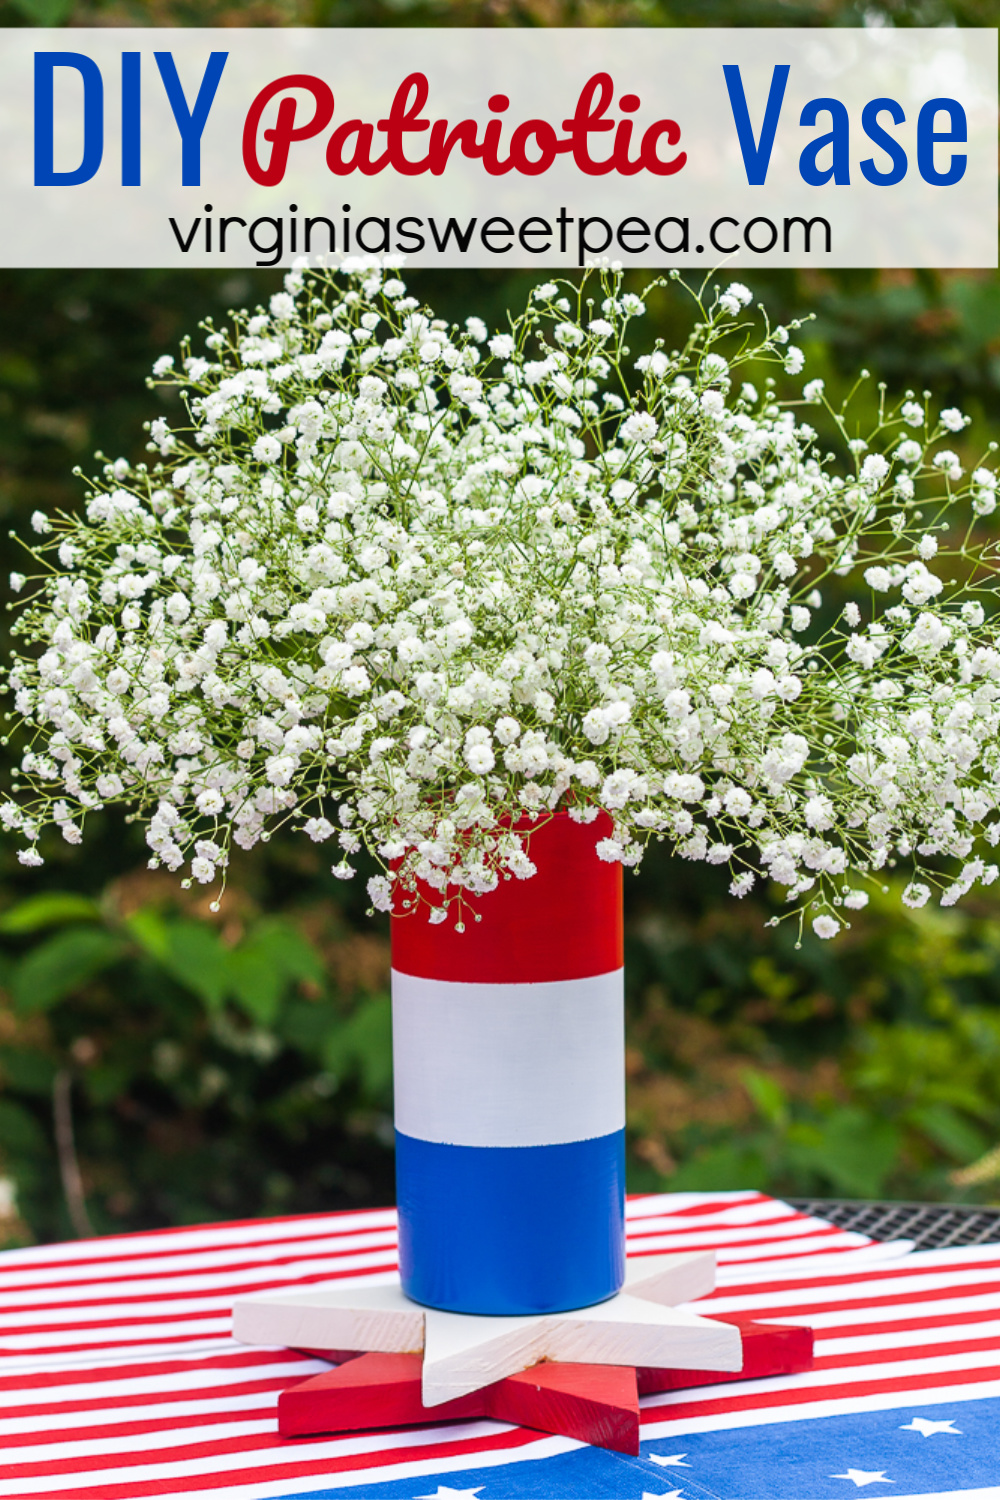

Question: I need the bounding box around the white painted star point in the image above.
[900,1416,961,1437]
[649,1453,692,1467]
[641,1490,686,1500]
[831,1470,894,1487]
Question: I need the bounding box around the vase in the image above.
[390,811,626,1315]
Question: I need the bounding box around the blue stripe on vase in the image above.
[395,1128,626,1315]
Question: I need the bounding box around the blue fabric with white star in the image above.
[280,1398,1000,1498]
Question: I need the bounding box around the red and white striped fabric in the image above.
[0,1191,994,1499]
[0,1191,872,1370]
[648,1239,1000,1437]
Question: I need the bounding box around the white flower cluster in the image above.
[5,261,1000,939]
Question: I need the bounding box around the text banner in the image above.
[0,26,995,268]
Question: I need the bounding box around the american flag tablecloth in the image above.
[0,1192,997,1500]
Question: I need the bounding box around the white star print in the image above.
[649,1453,692,1467]
[641,1491,686,1500]
[831,1471,894,1487]
[414,1489,485,1499]
[900,1416,962,1437]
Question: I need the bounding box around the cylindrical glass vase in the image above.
[391,812,625,1315]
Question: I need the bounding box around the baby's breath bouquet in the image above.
[5,260,1000,940]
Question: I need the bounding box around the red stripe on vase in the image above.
[390,810,623,983]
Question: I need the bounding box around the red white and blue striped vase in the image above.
[391,812,626,1315]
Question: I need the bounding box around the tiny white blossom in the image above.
[901,563,943,607]
[903,612,951,653]
[860,454,889,490]
[933,449,963,481]
[595,838,624,863]
[367,875,393,911]
[601,769,641,809]
[495,717,520,745]
[466,743,496,774]
[270,291,296,320]
[729,571,757,599]
[621,412,658,444]
[341,665,371,697]
[582,708,610,745]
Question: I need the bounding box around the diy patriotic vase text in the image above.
[35,56,968,189]
[390,813,625,1316]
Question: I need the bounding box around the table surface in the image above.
[0,1191,997,1500]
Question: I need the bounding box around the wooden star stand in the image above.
[234,1251,813,1455]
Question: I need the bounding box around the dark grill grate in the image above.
[788,1198,1000,1250]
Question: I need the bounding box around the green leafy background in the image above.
[1,0,999,1246]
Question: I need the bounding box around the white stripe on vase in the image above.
[391,968,625,1148]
